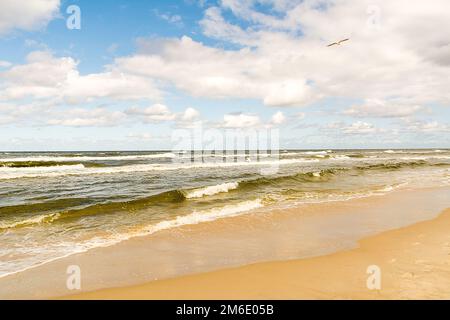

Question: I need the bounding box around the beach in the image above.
[68,207,450,300]
[0,185,448,299]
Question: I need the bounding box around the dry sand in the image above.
[67,208,450,300]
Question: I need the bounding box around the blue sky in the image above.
[0,0,449,150]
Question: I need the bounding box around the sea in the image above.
[0,149,449,277]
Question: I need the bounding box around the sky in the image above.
[0,0,449,151]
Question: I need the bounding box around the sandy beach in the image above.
[67,206,450,300]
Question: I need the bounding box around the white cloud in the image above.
[343,121,377,135]
[404,120,450,133]
[221,113,262,128]
[47,108,126,127]
[270,111,286,125]
[153,9,183,27]
[181,107,200,122]
[0,61,12,68]
[0,0,60,35]
[0,51,161,103]
[161,14,182,25]
[127,132,153,141]
[124,104,202,128]
[199,7,255,46]
[343,99,423,118]
[116,36,316,107]
[125,104,175,122]
[115,0,450,108]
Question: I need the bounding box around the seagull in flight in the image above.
[327,38,349,47]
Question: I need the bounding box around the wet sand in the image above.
[68,207,450,300]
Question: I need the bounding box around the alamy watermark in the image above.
[366,264,381,290]
[66,5,81,30]
[66,265,81,290]
[366,5,381,31]
[171,126,280,176]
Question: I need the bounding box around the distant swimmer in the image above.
[327,38,349,47]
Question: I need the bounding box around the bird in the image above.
[327,38,349,47]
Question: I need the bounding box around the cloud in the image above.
[403,119,450,133]
[47,107,126,127]
[153,9,183,27]
[181,107,200,122]
[327,121,382,135]
[0,0,60,35]
[116,36,316,107]
[0,99,203,129]
[0,51,161,103]
[125,104,202,128]
[0,61,11,68]
[115,0,450,109]
[221,113,262,128]
[343,99,423,118]
[125,104,176,122]
[0,100,56,126]
[270,111,286,125]
[342,121,378,135]
[127,132,153,141]
[199,7,255,46]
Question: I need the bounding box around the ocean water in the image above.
[0,149,449,277]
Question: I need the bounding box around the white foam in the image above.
[330,155,351,160]
[0,164,85,179]
[146,199,263,233]
[375,182,408,193]
[185,182,239,198]
[303,151,328,155]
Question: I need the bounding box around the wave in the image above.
[0,158,318,180]
[0,153,176,163]
[185,182,239,198]
[355,160,431,170]
[238,168,339,190]
[144,199,263,234]
[0,169,331,229]
[0,190,188,231]
[0,161,106,168]
[374,182,408,193]
[2,160,448,230]
[0,213,61,230]
[0,164,85,179]
[0,197,93,218]
[303,150,330,155]
[0,199,265,278]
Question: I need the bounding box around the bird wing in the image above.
[327,42,338,47]
[338,38,349,44]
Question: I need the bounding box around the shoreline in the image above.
[0,186,448,299]
[68,207,450,300]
